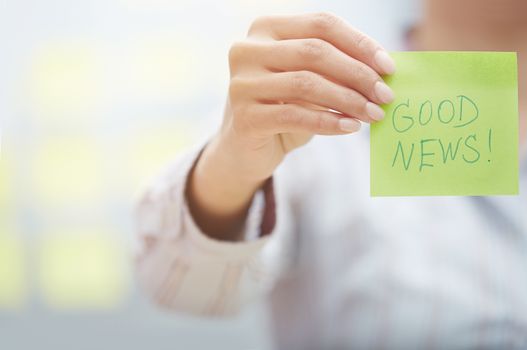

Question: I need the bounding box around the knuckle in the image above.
[248,16,270,35]
[229,76,248,98]
[277,106,301,126]
[291,71,318,94]
[345,91,365,112]
[352,91,367,105]
[317,114,334,131]
[299,39,327,61]
[313,114,326,131]
[354,63,373,80]
[311,12,340,31]
[354,32,370,51]
[228,41,248,65]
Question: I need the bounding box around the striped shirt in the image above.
[134,129,527,349]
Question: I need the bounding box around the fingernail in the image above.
[366,102,385,121]
[339,118,361,132]
[374,50,396,75]
[374,81,395,104]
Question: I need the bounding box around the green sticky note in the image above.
[371,51,519,196]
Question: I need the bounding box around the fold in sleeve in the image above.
[133,144,286,316]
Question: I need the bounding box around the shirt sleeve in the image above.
[133,144,287,317]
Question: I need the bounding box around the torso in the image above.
[269,131,527,349]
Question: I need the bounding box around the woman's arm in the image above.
[187,12,395,241]
[135,12,395,316]
[134,147,286,316]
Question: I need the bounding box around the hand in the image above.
[188,12,396,239]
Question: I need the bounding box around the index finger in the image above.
[249,12,396,76]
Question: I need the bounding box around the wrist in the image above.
[190,134,264,217]
[185,135,265,240]
[202,134,265,192]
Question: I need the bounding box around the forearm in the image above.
[186,135,265,241]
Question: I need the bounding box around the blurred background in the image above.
[0,0,416,348]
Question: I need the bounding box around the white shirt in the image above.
[134,127,527,350]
